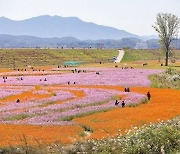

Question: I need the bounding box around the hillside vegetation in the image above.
[0,49,117,68]
[122,49,180,62]
[0,48,179,69]
[150,68,180,89]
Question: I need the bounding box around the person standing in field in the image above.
[121,100,125,108]
[16,99,20,103]
[147,92,151,100]
[127,87,130,92]
[124,87,130,92]
[115,100,119,106]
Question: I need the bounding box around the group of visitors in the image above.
[115,100,125,108]
[16,68,45,72]
[122,67,134,69]
[72,69,86,73]
[115,87,151,107]
[3,76,24,82]
[3,76,7,82]
[124,87,130,92]
[39,78,48,81]
[17,68,26,71]
[68,81,76,85]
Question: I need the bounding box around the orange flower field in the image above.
[0,85,179,147]
[74,86,180,139]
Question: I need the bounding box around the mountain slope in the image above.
[0,34,79,48]
[0,15,138,40]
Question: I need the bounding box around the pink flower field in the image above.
[0,68,163,86]
[0,86,146,125]
[0,68,162,126]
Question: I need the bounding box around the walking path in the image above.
[114,49,124,63]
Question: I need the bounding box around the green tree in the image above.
[153,13,180,66]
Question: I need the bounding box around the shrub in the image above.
[122,117,180,154]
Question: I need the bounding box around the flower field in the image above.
[0,85,146,126]
[0,68,162,86]
[0,67,179,147]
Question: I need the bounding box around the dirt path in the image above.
[114,49,124,63]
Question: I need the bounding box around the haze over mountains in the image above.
[0,15,152,40]
[0,15,169,49]
[0,34,140,48]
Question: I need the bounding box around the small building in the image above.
[63,61,81,67]
[135,42,148,49]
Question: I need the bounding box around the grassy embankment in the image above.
[0,49,118,69]
[121,49,180,69]
[0,48,179,70]
[122,49,180,63]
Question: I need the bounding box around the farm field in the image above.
[0,49,179,153]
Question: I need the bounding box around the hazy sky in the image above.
[0,0,180,36]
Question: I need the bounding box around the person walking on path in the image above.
[147,92,151,100]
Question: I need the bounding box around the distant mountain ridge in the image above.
[1,34,180,49]
[0,15,139,40]
[0,34,142,48]
[0,34,165,49]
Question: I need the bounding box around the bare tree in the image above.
[153,13,180,66]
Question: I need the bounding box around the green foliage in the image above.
[153,13,180,66]
[112,95,122,100]
[149,75,161,88]
[122,49,180,62]
[149,68,180,89]
[122,49,164,62]
[3,114,31,121]
[122,117,180,154]
[165,67,176,75]
[75,98,114,109]
[38,101,56,107]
